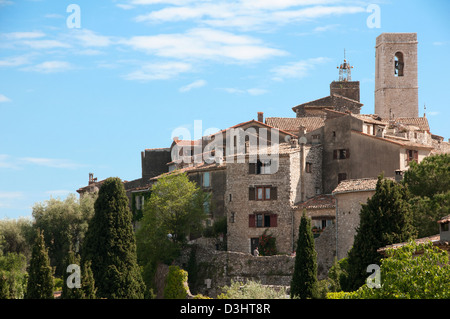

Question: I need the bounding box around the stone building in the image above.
[76,32,450,288]
[375,33,419,118]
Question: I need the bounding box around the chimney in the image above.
[173,136,179,142]
[88,173,97,185]
[394,170,404,182]
[257,112,264,123]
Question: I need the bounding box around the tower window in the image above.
[394,52,404,77]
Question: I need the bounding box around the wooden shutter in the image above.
[333,150,338,160]
[248,163,256,174]
[249,214,256,227]
[270,187,277,200]
[414,150,418,162]
[270,214,278,227]
[249,187,255,200]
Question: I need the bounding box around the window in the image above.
[230,212,235,223]
[249,213,278,228]
[394,52,404,77]
[202,171,210,187]
[406,149,418,165]
[441,223,449,232]
[249,186,277,201]
[315,187,321,195]
[306,162,312,173]
[249,160,272,174]
[338,173,347,184]
[333,149,350,160]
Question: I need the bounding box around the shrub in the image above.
[164,265,190,299]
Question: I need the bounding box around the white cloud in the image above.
[22,39,71,49]
[0,191,24,200]
[0,94,11,103]
[133,1,365,31]
[123,28,286,63]
[220,87,268,95]
[0,155,20,169]
[20,157,84,169]
[271,57,331,81]
[116,3,135,9]
[70,29,112,47]
[124,61,192,81]
[179,79,207,92]
[0,55,31,67]
[3,31,46,39]
[22,61,73,73]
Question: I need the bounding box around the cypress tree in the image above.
[61,250,84,299]
[290,212,318,299]
[343,175,417,291]
[82,177,145,299]
[81,260,96,299]
[25,230,54,299]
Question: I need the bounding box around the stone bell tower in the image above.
[374,33,419,118]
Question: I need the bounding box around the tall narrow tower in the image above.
[375,33,418,118]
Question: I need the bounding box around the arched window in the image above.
[394,52,404,77]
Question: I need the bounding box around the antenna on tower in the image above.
[337,49,353,82]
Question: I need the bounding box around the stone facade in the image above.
[375,33,419,118]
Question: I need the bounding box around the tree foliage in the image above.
[290,212,318,299]
[82,177,144,299]
[403,153,450,237]
[163,265,190,299]
[328,241,450,299]
[0,252,27,299]
[136,173,208,295]
[25,230,54,299]
[32,193,96,277]
[342,176,417,291]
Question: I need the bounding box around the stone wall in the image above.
[176,240,295,298]
[335,190,375,260]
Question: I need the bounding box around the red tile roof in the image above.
[295,194,336,209]
[265,117,325,133]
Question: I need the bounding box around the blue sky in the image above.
[0,0,449,219]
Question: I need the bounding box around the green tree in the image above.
[403,154,450,237]
[80,260,96,299]
[0,218,34,262]
[328,241,450,299]
[343,176,417,291]
[290,212,318,299]
[61,250,84,299]
[82,177,144,299]
[32,193,96,277]
[136,173,208,294]
[0,252,27,299]
[25,230,54,299]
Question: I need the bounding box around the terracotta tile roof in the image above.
[382,117,430,131]
[333,178,378,194]
[438,215,450,224]
[265,117,325,133]
[150,162,226,181]
[351,114,388,125]
[295,194,336,209]
[377,234,450,255]
[292,94,363,111]
[204,119,297,139]
[352,130,434,150]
